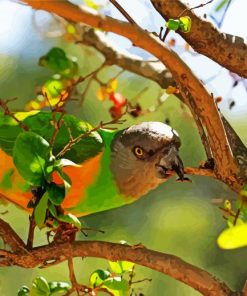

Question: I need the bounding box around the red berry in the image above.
[109,106,122,119]
[109,92,127,108]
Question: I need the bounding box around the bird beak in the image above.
[155,145,184,180]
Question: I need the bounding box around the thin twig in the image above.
[56,106,127,159]
[132,278,152,285]
[109,0,137,25]
[0,99,29,131]
[178,0,214,18]
[49,111,66,148]
[218,0,232,28]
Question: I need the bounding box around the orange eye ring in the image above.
[134,147,144,156]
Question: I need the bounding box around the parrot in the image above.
[0,111,184,217]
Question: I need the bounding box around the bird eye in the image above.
[134,146,144,157]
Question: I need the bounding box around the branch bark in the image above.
[0,219,238,296]
[76,26,247,181]
[22,0,242,192]
[151,0,247,78]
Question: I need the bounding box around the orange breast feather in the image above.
[0,149,102,212]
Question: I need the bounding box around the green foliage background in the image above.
[0,9,247,296]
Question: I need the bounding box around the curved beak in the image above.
[155,145,184,180]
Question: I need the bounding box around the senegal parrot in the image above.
[0,111,184,217]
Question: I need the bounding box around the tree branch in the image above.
[22,0,242,192]
[0,217,237,296]
[151,0,247,78]
[0,219,26,253]
[76,26,246,181]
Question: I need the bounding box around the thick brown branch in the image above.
[22,0,241,192]
[0,240,235,296]
[0,219,26,252]
[76,27,246,181]
[76,26,174,88]
[151,0,247,78]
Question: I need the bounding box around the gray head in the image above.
[110,122,184,198]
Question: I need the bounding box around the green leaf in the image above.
[39,47,78,78]
[22,112,104,164]
[49,281,71,295]
[33,277,50,294]
[57,213,81,229]
[179,16,192,33]
[55,168,71,195]
[13,132,50,186]
[47,182,65,206]
[29,286,47,296]
[54,159,81,168]
[49,202,58,217]
[34,192,49,229]
[109,260,134,274]
[90,269,111,288]
[108,261,122,274]
[165,19,180,31]
[103,277,129,294]
[43,79,64,98]
[18,286,30,296]
[0,112,24,156]
[217,223,247,249]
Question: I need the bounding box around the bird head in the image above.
[110,122,184,198]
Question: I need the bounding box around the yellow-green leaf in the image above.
[217,223,247,249]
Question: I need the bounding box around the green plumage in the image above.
[0,111,183,216]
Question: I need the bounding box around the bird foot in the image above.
[199,158,215,170]
[176,177,192,183]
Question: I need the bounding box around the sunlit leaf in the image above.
[84,0,101,10]
[42,79,64,101]
[55,158,81,168]
[66,24,76,35]
[217,223,247,249]
[90,269,111,288]
[49,281,71,295]
[13,132,50,186]
[179,16,192,33]
[34,192,49,229]
[25,100,42,111]
[106,79,118,94]
[18,286,30,296]
[33,277,50,294]
[97,86,108,101]
[109,260,134,274]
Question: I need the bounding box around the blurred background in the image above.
[0,0,246,295]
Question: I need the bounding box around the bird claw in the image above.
[176,177,192,183]
[199,158,215,170]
